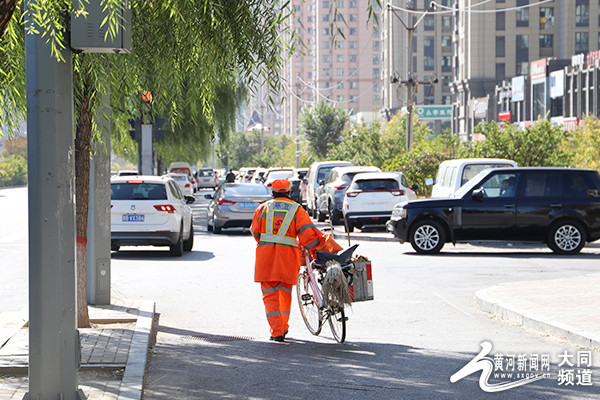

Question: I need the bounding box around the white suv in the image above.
[342,172,417,232]
[111,175,195,256]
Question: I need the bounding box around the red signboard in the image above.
[563,117,580,131]
[498,112,512,122]
[530,59,548,82]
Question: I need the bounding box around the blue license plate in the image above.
[123,214,145,222]
[240,203,256,209]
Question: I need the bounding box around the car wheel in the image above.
[547,220,586,255]
[111,244,120,252]
[214,224,222,234]
[316,207,326,222]
[183,223,194,252]
[344,220,354,233]
[329,203,341,225]
[207,213,213,232]
[409,220,445,254]
[170,229,184,257]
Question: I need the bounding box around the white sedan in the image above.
[110,175,195,256]
[342,171,417,232]
[166,172,195,196]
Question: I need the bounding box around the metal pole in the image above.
[406,26,414,152]
[24,0,85,397]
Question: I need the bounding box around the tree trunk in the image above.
[0,0,17,38]
[75,91,93,328]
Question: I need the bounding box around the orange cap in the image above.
[271,179,291,192]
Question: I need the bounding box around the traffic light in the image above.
[128,118,140,142]
[153,118,167,142]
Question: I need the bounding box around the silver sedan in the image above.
[205,183,272,234]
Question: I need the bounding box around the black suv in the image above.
[386,168,600,255]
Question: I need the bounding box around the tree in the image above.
[298,101,348,159]
[1,0,288,327]
[563,115,600,170]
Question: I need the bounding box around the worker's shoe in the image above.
[269,335,285,342]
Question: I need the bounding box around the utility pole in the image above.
[295,81,301,168]
[389,2,437,152]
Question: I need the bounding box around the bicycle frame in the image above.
[303,250,324,308]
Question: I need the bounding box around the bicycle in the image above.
[296,245,359,343]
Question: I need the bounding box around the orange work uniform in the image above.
[250,197,324,338]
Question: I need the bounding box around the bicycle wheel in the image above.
[328,305,346,343]
[296,271,322,335]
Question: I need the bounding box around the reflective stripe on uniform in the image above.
[249,226,260,240]
[266,310,281,318]
[304,238,320,250]
[262,285,293,294]
[261,200,300,248]
[257,240,298,249]
[298,222,316,235]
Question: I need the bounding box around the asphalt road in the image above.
[3,186,600,399]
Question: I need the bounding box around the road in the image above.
[2,186,600,398]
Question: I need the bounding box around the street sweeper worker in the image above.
[250,178,331,342]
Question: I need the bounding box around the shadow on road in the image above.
[110,249,215,261]
[143,324,600,400]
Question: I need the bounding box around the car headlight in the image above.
[391,206,406,219]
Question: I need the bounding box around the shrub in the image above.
[0,155,28,187]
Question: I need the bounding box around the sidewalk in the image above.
[475,274,600,350]
[0,300,154,400]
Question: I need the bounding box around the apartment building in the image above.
[381,0,454,133]
[452,0,600,139]
[281,0,383,139]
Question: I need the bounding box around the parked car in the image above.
[342,171,417,232]
[304,160,352,217]
[236,167,256,183]
[110,175,195,256]
[429,158,517,198]
[387,167,600,255]
[116,170,139,177]
[315,165,381,224]
[287,168,309,205]
[205,183,272,233]
[250,168,268,184]
[166,173,194,197]
[263,168,294,190]
[196,168,218,189]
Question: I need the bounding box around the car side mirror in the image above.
[410,184,420,192]
[471,188,484,200]
[185,195,196,204]
[204,194,213,200]
[425,177,434,186]
[319,180,325,186]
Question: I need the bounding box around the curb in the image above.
[475,288,600,351]
[118,300,155,400]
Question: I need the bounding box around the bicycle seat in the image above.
[315,244,359,264]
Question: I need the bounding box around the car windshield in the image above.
[111,183,167,200]
[267,171,292,181]
[453,170,491,198]
[351,179,399,191]
[223,184,269,196]
[170,175,187,182]
[198,170,214,177]
[461,163,514,186]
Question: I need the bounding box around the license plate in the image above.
[240,203,257,209]
[122,214,145,222]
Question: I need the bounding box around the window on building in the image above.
[323,55,330,62]
[337,55,344,62]
[323,68,330,76]
[424,55,435,70]
[323,41,330,49]
[540,7,554,29]
[496,11,505,30]
[373,95,380,107]
[442,56,452,72]
[336,41,344,49]
[576,32,589,53]
[442,35,452,48]
[337,95,344,102]
[496,36,505,57]
[323,15,329,22]
[337,0,343,7]
[516,34,529,51]
[337,82,344,89]
[516,61,528,75]
[516,0,529,27]
[307,16,313,22]
[441,15,451,29]
[350,55,357,62]
[373,81,379,92]
[323,1,329,8]
[350,81,357,89]
[540,34,553,48]
[350,1,356,8]
[336,68,344,76]
[373,68,380,79]
[373,41,380,51]
[442,95,452,105]
[373,55,380,65]
[576,0,590,26]
[424,15,434,30]
[351,95,357,103]
[323,82,330,88]
[349,41,357,48]
[350,28,357,35]
[496,63,506,81]
[350,14,357,22]
[308,28,313,34]
[323,28,330,35]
